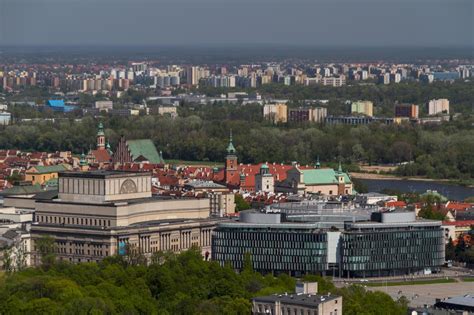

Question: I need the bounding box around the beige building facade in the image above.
[28,171,228,265]
[263,103,288,123]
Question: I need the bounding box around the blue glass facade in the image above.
[212,224,328,275]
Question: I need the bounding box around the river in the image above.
[358,179,474,201]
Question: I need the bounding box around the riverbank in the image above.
[350,172,473,187]
[350,172,449,182]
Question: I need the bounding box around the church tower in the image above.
[255,163,274,193]
[225,130,238,185]
[97,122,105,150]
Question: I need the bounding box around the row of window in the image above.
[215,230,326,242]
[342,244,444,256]
[37,215,111,227]
[344,230,442,241]
[343,238,443,250]
[343,251,444,263]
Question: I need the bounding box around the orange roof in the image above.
[90,149,111,163]
[385,201,407,208]
[442,220,474,227]
[444,202,473,211]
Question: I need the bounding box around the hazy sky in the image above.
[1,0,473,47]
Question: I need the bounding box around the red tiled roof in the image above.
[213,163,294,190]
[90,149,111,163]
[386,201,407,208]
[444,202,473,211]
[442,220,474,227]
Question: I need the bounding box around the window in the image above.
[329,190,333,195]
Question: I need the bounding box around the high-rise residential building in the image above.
[390,73,401,83]
[427,99,450,116]
[186,66,201,85]
[379,73,390,84]
[263,103,288,123]
[321,75,346,87]
[361,70,369,80]
[288,107,312,122]
[395,103,419,119]
[311,107,328,123]
[351,101,374,117]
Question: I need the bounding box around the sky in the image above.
[1,0,473,47]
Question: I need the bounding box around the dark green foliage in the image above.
[235,194,251,212]
[0,248,408,314]
[1,102,472,181]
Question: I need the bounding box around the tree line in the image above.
[1,108,472,182]
[0,243,408,314]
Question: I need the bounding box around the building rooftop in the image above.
[185,180,227,189]
[435,294,474,310]
[253,293,340,308]
[58,170,151,179]
[27,164,69,174]
[127,139,164,164]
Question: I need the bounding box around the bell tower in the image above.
[97,122,105,150]
[225,130,238,185]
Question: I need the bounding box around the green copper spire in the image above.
[338,161,342,173]
[97,122,105,136]
[316,156,321,168]
[79,151,87,166]
[226,129,236,154]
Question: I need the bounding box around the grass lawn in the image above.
[462,277,474,282]
[364,278,456,287]
[167,160,224,167]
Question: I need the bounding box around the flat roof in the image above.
[253,293,340,307]
[58,170,151,179]
[438,294,474,308]
[218,221,322,230]
[36,195,203,207]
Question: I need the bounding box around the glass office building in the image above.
[212,209,445,278]
[341,221,445,277]
[212,211,329,276]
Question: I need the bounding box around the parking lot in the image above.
[367,282,474,307]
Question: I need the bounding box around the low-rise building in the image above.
[24,164,71,185]
[277,164,353,196]
[252,282,342,315]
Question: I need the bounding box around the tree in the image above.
[235,194,251,212]
[2,248,13,273]
[36,235,57,269]
[445,238,456,261]
[124,243,147,266]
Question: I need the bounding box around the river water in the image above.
[358,179,474,201]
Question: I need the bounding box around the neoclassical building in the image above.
[15,170,227,265]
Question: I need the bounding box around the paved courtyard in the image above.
[367,282,474,307]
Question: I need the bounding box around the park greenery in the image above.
[0,242,408,315]
[1,81,473,183]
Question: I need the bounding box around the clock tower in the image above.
[225,130,238,185]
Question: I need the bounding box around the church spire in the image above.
[316,156,321,169]
[226,129,236,154]
[97,122,105,150]
[338,161,342,173]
